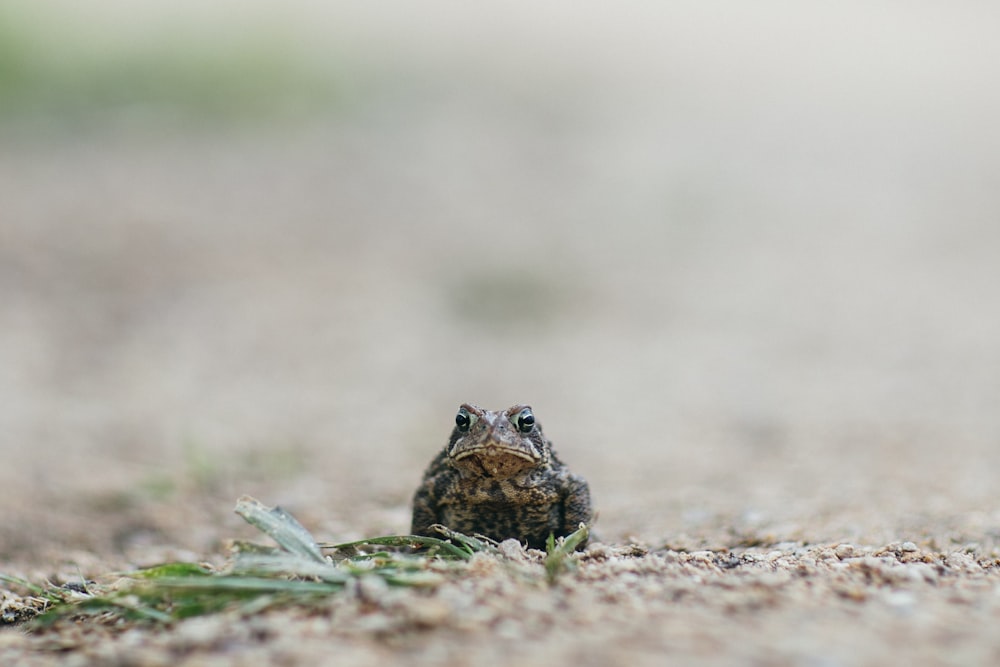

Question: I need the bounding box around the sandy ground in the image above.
[2,2,1000,664]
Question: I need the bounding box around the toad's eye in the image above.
[515,409,535,433]
[455,408,474,432]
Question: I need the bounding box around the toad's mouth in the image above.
[452,445,537,463]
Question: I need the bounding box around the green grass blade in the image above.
[544,524,589,584]
[146,576,340,594]
[11,498,498,628]
[131,563,213,579]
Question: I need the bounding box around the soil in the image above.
[2,3,1000,665]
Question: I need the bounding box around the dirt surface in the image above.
[2,2,1000,665]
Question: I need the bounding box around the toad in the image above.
[411,404,593,550]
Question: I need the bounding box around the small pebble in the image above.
[497,539,529,562]
[945,552,980,571]
[835,544,855,559]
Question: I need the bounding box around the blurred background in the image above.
[2,1,999,570]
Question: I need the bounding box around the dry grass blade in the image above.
[230,553,351,583]
[234,495,326,564]
[319,534,474,560]
[430,525,499,555]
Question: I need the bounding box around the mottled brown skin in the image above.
[411,404,592,550]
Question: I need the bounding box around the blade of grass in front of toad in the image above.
[430,524,498,555]
[544,524,589,584]
[229,553,350,583]
[234,495,325,564]
[320,535,474,560]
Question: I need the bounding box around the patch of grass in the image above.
[545,524,590,584]
[1,498,591,628]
